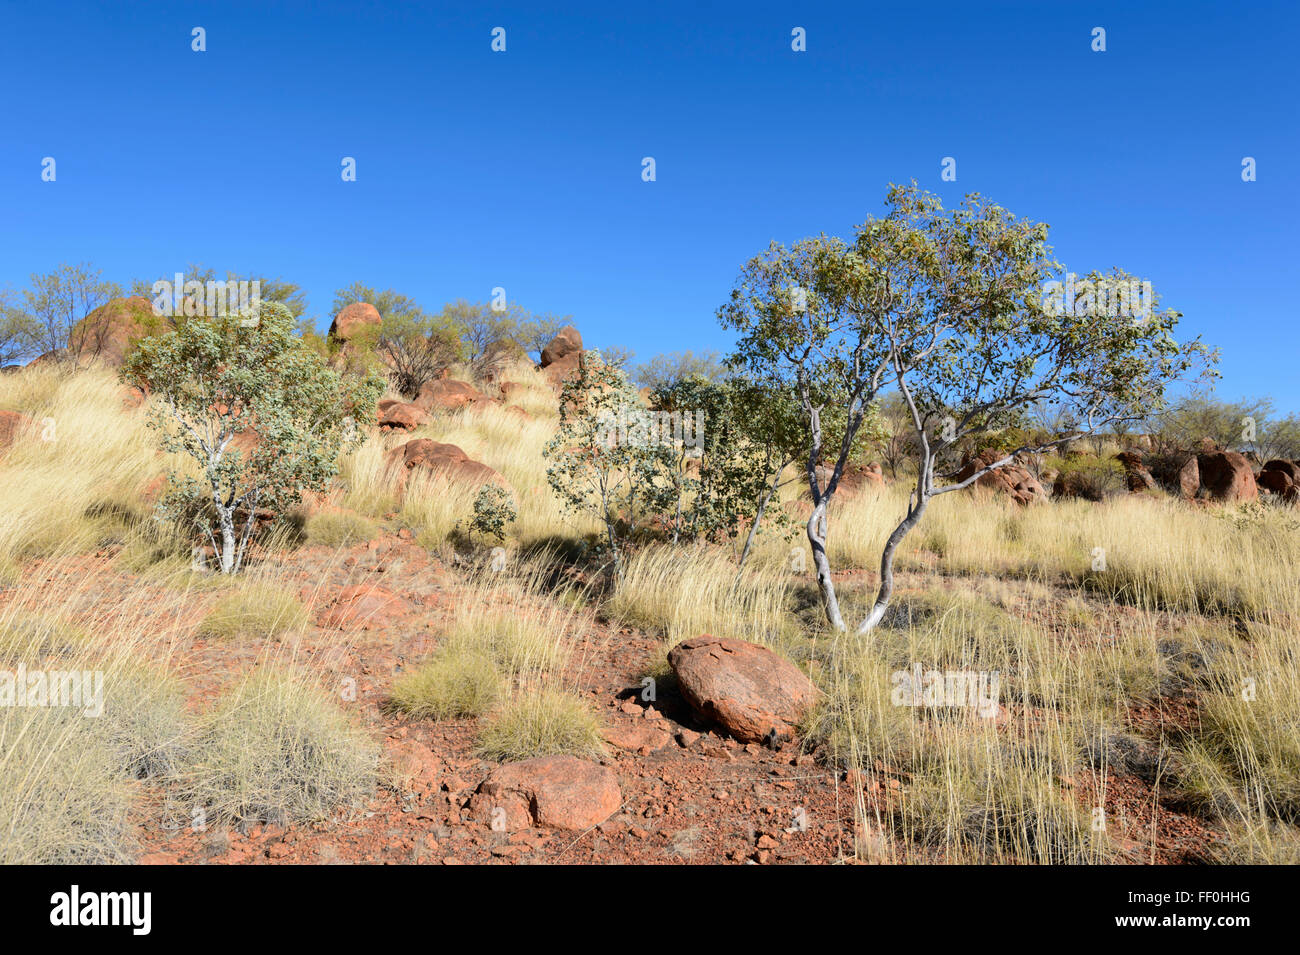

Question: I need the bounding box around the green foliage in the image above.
[543,355,676,581]
[440,299,523,374]
[651,375,801,560]
[121,300,384,573]
[516,313,571,363]
[465,484,517,543]
[0,288,40,365]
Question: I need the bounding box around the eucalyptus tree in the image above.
[123,301,383,574]
[722,182,1214,632]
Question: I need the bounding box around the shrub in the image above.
[1051,455,1127,501]
[465,484,516,543]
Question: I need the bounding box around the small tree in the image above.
[122,301,383,574]
[0,289,39,366]
[517,313,569,363]
[332,283,463,397]
[722,183,1214,632]
[543,355,675,582]
[440,299,522,375]
[651,375,804,567]
[23,262,122,361]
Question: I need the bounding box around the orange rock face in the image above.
[69,295,162,366]
[377,401,430,431]
[383,438,511,496]
[1196,451,1258,503]
[539,326,582,367]
[470,755,620,832]
[413,379,489,413]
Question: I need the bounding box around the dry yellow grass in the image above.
[0,366,172,564]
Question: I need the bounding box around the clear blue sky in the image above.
[1,1,1296,408]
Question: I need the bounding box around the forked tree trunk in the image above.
[808,502,845,630]
[857,493,928,634]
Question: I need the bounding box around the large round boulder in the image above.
[377,400,430,432]
[413,378,489,413]
[69,296,163,367]
[667,635,818,743]
[383,438,510,496]
[328,302,382,342]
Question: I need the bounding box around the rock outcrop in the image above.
[383,439,510,496]
[1196,450,1258,503]
[539,326,582,367]
[328,302,382,342]
[413,379,490,413]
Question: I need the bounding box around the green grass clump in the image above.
[196,583,309,640]
[304,509,379,548]
[390,646,503,720]
[477,688,605,762]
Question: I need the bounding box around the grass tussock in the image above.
[477,688,606,762]
[304,508,379,547]
[0,567,195,862]
[390,644,503,720]
[196,582,309,640]
[177,670,377,828]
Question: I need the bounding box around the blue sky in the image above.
[1,1,1296,408]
